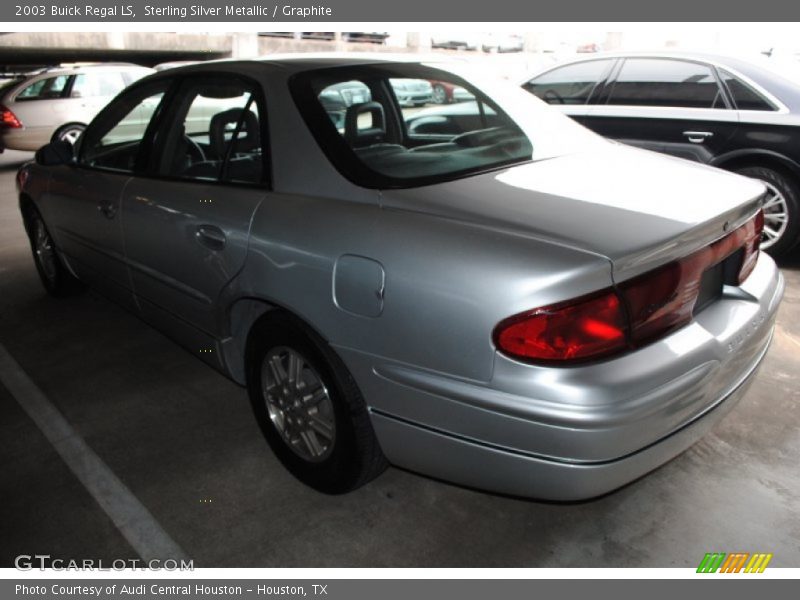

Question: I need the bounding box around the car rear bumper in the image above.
[369,347,765,500]
[0,127,51,152]
[341,253,784,499]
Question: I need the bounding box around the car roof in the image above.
[155,52,460,76]
[24,63,152,78]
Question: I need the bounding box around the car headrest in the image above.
[210,108,260,158]
[344,102,386,147]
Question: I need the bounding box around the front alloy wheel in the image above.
[33,218,58,285]
[26,209,83,297]
[432,84,448,104]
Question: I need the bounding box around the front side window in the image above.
[71,72,127,98]
[79,81,168,172]
[719,69,776,111]
[294,64,535,186]
[155,78,265,185]
[524,59,613,105]
[16,75,70,100]
[607,59,726,109]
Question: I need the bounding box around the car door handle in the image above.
[683,131,714,144]
[195,224,226,250]
[97,201,117,219]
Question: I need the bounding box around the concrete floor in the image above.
[0,149,798,568]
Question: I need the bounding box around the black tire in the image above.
[246,312,388,494]
[51,123,85,145]
[25,208,84,297]
[735,165,800,258]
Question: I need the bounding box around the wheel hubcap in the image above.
[433,86,446,103]
[60,128,83,145]
[261,347,335,462]
[760,181,789,250]
[34,220,57,282]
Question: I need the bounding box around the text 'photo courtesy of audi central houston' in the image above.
[17,55,784,500]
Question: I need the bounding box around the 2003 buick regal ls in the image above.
[17,56,784,500]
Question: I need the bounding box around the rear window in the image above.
[291,63,533,188]
[0,78,23,94]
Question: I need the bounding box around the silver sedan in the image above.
[17,56,784,500]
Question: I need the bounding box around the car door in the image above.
[120,74,268,367]
[523,58,616,128]
[46,79,170,311]
[584,57,739,164]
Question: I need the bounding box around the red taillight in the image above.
[494,211,763,365]
[619,260,690,346]
[0,104,22,128]
[738,209,763,284]
[493,290,628,363]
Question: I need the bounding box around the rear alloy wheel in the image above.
[52,123,85,145]
[246,313,388,493]
[262,346,337,463]
[432,84,448,104]
[27,210,83,297]
[735,166,800,257]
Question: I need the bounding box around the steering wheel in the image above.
[543,89,565,105]
[184,135,206,163]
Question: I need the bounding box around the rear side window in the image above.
[719,69,776,111]
[524,60,613,105]
[607,59,726,109]
[16,75,70,100]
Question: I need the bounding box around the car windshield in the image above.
[292,62,601,188]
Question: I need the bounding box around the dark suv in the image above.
[524,52,800,256]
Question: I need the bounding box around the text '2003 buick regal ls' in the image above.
[17,55,784,500]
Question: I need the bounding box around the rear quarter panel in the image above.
[231,193,614,382]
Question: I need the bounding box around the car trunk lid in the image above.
[380,144,765,282]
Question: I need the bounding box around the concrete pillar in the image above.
[107,32,125,50]
[523,32,541,54]
[334,32,345,52]
[231,32,259,59]
[603,32,623,51]
[407,33,431,53]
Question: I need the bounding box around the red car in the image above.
[428,79,474,104]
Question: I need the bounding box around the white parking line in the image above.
[0,342,190,563]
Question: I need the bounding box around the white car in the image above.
[0,63,152,151]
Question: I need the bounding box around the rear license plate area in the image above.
[694,262,724,315]
[694,248,744,315]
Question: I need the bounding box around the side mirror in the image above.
[35,141,75,166]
